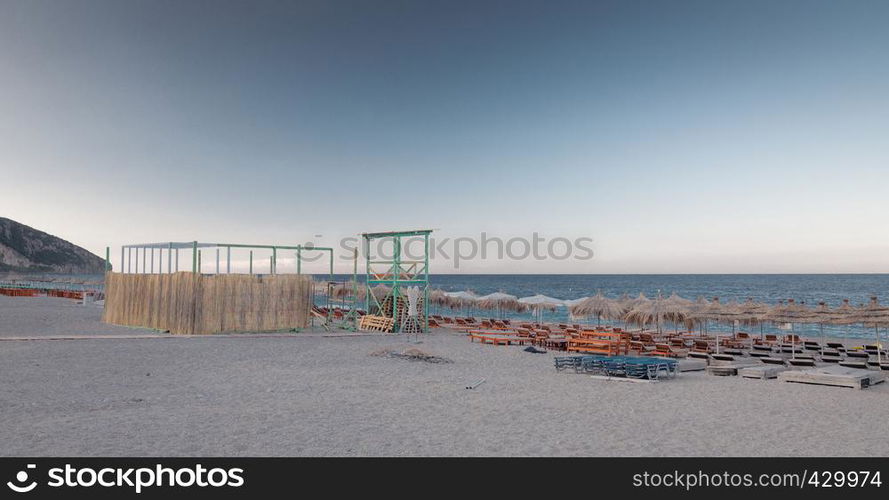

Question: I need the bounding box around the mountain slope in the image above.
[0,217,106,273]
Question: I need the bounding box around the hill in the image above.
[0,217,106,273]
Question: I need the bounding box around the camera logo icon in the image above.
[7,464,37,493]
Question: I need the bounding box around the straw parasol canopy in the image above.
[369,284,393,301]
[569,292,624,326]
[518,294,564,310]
[854,296,889,363]
[329,282,357,300]
[662,292,693,326]
[428,288,448,307]
[518,294,564,323]
[443,291,478,309]
[476,291,525,317]
[764,299,816,358]
[830,299,858,325]
[687,297,725,335]
[476,292,522,311]
[328,283,391,301]
[711,299,747,335]
[563,296,589,308]
[624,293,672,333]
[736,298,770,326]
[765,299,816,327]
[811,301,840,354]
[853,296,889,329]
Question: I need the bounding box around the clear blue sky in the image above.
[2,0,888,273]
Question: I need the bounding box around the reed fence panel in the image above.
[102,272,312,334]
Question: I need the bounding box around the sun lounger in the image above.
[803,341,821,351]
[826,342,845,351]
[554,356,584,372]
[839,360,868,369]
[760,357,787,366]
[787,358,818,368]
[645,343,687,358]
[846,351,870,359]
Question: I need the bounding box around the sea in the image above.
[9,273,889,340]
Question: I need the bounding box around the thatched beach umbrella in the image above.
[736,298,770,339]
[370,284,392,300]
[428,288,447,305]
[476,292,521,318]
[714,300,747,335]
[518,294,564,323]
[569,292,623,326]
[811,301,837,355]
[443,290,479,316]
[624,293,672,333]
[663,292,693,332]
[854,296,889,364]
[824,298,858,351]
[688,297,724,336]
[765,299,815,359]
[426,289,448,314]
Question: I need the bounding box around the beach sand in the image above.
[1,296,888,456]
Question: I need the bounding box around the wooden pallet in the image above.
[739,365,788,380]
[358,315,395,333]
[778,365,886,389]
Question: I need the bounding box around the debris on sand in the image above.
[370,347,453,364]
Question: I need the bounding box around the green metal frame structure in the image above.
[362,229,432,333]
[115,241,334,280]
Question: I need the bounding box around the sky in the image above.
[1,0,888,274]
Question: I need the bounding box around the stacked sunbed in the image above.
[554,355,678,381]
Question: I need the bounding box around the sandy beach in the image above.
[1,296,888,457]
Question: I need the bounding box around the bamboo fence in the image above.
[102,272,312,334]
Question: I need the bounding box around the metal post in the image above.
[226,247,231,274]
[150,248,154,274]
[424,233,429,332]
[249,251,253,275]
[191,241,198,273]
[272,247,277,275]
[142,247,146,273]
[127,248,132,273]
[270,256,274,274]
[168,243,172,273]
[216,248,220,274]
[198,250,202,273]
[364,237,370,315]
[296,248,302,274]
[329,249,334,282]
[175,248,179,272]
[392,236,400,330]
[158,247,162,274]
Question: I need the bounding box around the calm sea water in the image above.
[17,273,889,340]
